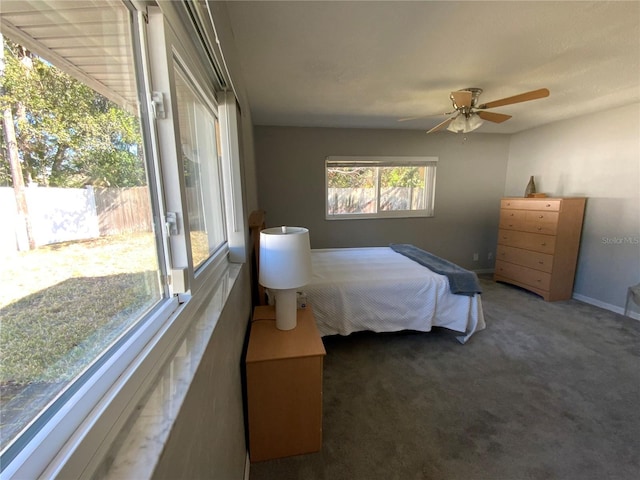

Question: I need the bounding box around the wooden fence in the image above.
[327,187,425,214]
[92,186,152,236]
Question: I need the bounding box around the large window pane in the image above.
[326,158,437,219]
[0,3,163,454]
[379,166,427,212]
[174,67,225,269]
[326,166,376,215]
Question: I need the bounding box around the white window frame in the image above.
[146,12,231,298]
[325,156,438,220]
[172,57,228,278]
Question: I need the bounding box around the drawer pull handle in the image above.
[538,215,544,219]
[507,202,511,206]
[537,227,542,230]
[509,224,514,227]
[538,261,544,264]
[510,213,515,217]
[541,242,546,246]
[546,204,551,207]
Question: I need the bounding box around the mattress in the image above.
[304,247,485,343]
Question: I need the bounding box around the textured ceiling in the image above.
[223,0,640,134]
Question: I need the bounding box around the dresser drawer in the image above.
[499,209,526,230]
[501,199,561,211]
[498,229,556,254]
[522,211,559,235]
[496,245,554,273]
[500,210,559,234]
[495,260,552,291]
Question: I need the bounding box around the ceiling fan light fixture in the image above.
[446,113,484,133]
[446,114,466,133]
[465,113,484,132]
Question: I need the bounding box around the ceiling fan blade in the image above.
[478,88,550,109]
[427,117,455,134]
[477,111,512,123]
[451,90,473,109]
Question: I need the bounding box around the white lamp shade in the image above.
[447,114,467,133]
[465,113,484,132]
[259,226,312,289]
[446,113,484,133]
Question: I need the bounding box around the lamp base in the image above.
[273,289,297,330]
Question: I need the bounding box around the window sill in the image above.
[325,211,434,220]
[94,262,243,479]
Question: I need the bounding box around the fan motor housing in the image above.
[450,87,483,115]
[463,87,483,106]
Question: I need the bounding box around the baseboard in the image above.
[572,293,640,321]
[473,268,495,275]
[478,271,639,321]
[243,452,250,480]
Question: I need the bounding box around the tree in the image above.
[327,167,375,188]
[1,33,34,250]
[0,36,145,189]
[380,166,424,188]
[328,166,425,189]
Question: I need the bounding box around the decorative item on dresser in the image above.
[524,175,536,197]
[494,197,586,301]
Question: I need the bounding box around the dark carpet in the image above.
[249,277,640,480]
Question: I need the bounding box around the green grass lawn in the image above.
[0,230,213,450]
[0,233,161,404]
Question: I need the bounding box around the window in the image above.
[0,2,240,477]
[174,65,226,271]
[0,2,169,463]
[326,156,437,219]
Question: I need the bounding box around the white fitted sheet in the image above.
[305,247,485,343]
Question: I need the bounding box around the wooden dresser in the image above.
[494,197,586,301]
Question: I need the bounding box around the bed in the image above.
[249,211,485,343]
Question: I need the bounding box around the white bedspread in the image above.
[304,247,485,343]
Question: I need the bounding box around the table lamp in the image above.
[259,226,312,330]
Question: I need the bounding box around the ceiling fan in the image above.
[400,87,550,133]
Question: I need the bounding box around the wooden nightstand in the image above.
[246,305,326,462]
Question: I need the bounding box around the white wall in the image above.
[151,266,252,480]
[506,103,640,312]
[208,1,259,216]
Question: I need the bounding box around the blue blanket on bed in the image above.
[389,244,482,296]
